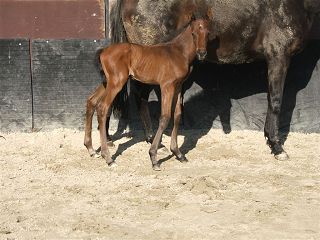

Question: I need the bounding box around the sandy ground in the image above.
[0,128,319,239]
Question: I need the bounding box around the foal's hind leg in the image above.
[84,84,106,157]
[170,91,187,162]
[149,85,175,171]
[97,78,128,165]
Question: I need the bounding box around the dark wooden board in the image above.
[31,39,109,130]
[0,0,105,39]
[0,39,32,132]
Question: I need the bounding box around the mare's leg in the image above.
[141,98,154,143]
[84,83,106,157]
[97,77,128,165]
[134,83,154,143]
[149,85,175,171]
[265,54,290,160]
[170,90,187,162]
[105,114,115,147]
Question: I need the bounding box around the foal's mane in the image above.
[157,17,195,45]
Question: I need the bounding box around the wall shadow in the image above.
[180,40,320,154]
[280,40,320,141]
[114,41,320,158]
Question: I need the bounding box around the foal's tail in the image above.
[95,48,104,77]
[110,0,129,119]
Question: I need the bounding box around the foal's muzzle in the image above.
[197,50,207,61]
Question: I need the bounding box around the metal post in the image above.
[105,0,109,39]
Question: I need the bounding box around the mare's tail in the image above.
[110,0,129,119]
[111,0,128,44]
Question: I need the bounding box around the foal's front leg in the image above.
[170,91,187,162]
[149,85,175,171]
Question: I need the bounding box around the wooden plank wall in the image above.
[0,1,319,133]
[0,0,107,132]
[0,0,105,39]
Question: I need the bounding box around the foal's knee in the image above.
[97,100,106,115]
[86,97,94,113]
[86,95,99,114]
[174,112,182,122]
[159,116,170,129]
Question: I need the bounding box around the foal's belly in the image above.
[128,56,183,85]
[129,71,159,85]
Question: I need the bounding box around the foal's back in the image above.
[100,42,190,85]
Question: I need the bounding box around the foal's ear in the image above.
[207,8,213,19]
[190,14,196,22]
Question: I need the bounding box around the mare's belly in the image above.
[206,37,259,65]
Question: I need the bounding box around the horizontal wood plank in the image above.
[0,0,105,39]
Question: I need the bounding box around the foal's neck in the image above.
[171,26,196,64]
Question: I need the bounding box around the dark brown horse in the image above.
[84,19,210,170]
[109,0,320,161]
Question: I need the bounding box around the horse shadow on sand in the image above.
[110,41,320,163]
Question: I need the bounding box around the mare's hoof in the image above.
[177,155,188,163]
[152,164,161,171]
[146,136,154,144]
[275,152,289,161]
[107,140,115,148]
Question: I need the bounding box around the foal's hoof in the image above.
[90,152,100,158]
[108,161,118,168]
[152,164,161,171]
[177,155,188,163]
[107,140,115,148]
[275,152,289,161]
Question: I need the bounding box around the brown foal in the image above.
[84,19,209,170]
